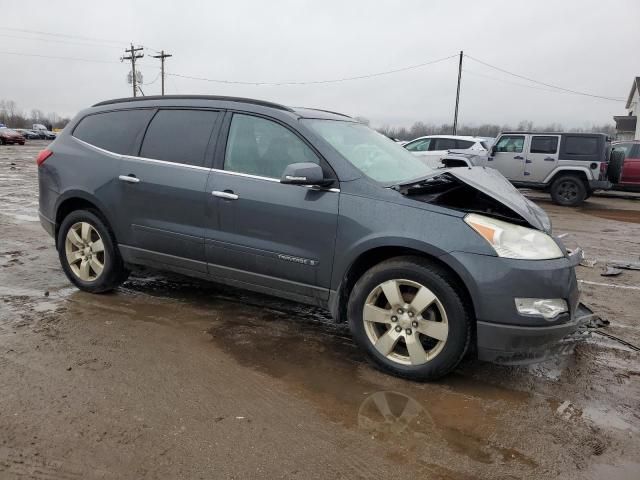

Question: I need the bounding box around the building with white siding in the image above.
[614,77,640,140]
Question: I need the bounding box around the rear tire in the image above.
[347,256,471,381]
[550,175,587,206]
[57,209,129,293]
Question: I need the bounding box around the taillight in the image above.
[36,149,53,166]
[599,162,608,180]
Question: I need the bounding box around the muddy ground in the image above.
[1,142,639,479]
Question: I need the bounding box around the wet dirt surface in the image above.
[1,143,639,479]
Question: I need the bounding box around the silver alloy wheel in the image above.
[363,279,449,366]
[65,222,106,282]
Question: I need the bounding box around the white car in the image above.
[403,135,492,168]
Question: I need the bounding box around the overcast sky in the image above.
[1,0,638,128]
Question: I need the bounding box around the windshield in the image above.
[302,119,433,184]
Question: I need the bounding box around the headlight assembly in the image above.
[464,213,564,260]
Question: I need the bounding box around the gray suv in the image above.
[37,96,593,380]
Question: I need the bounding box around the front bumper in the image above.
[477,303,595,364]
[446,248,588,364]
[39,212,56,238]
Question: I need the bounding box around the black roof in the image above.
[501,131,609,137]
[92,95,294,112]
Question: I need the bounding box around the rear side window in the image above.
[433,138,457,150]
[455,139,475,149]
[530,136,559,154]
[224,114,319,178]
[140,110,219,167]
[73,109,154,155]
[494,135,524,153]
[564,136,598,155]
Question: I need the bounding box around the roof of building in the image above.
[626,77,640,110]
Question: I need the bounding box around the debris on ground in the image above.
[608,261,640,271]
[579,258,597,268]
[601,266,623,277]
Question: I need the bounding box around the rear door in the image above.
[205,112,339,301]
[524,135,560,181]
[488,134,527,181]
[117,108,221,272]
[614,143,640,185]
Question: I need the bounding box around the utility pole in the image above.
[122,44,144,97]
[151,50,172,96]
[452,50,463,135]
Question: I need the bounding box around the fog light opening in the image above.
[515,298,568,320]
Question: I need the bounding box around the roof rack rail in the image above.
[92,95,294,112]
[297,107,352,119]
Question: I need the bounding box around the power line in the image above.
[465,54,625,102]
[0,50,120,64]
[463,68,576,94]
[0,32,123,49]
[166,54,458,86]
[0,26,123,46]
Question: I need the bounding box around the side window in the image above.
[494,135,525,153]
[564,136,598,155]
[530,136,559,154]
[456,139,475,149]
[224,114,319,178]
[405,138,431,152]
[433,138,457,150]
[140,110,219,167]
[612,143,633,157]
[73,109,154,155]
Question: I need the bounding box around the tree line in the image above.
[374,120,616,140]
[0,100,71,130]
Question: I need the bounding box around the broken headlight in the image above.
[464,213,564,260]
[515,298,568,319]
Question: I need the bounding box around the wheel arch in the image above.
[329,245,477,332]
[544,167,591,186]
[54,190,116,246]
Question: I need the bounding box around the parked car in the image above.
[404,135,491,168]
[611,141,640,192]
[37,95,594,381]
[42,130,57,140]
[441,132,621,206]
[15,128,40,140]
[0,127,26,145]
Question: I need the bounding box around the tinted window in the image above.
[495,135,524,153]
[140,110,219,167]
[433,138,457,150]
[564,136,598,155]
[405,138,431,152]
[455,139,475,149]
[612,143,633,157]
[530,136,559,154]
[225,114,319,178]
[73,109,154,155]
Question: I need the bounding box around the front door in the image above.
[205,113,339,302]
[523,135,560,182]
[489,134,527,181]
[118,109,221,272]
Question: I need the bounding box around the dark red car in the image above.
[0,127,26,145]
[612,141,640,192]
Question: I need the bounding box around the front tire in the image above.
[57,209,129,293]
[550,175,587,206]
[347,256,471,381]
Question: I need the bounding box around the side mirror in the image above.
[280,162,328,186]
[490,145,497,155]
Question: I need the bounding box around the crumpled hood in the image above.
[441,167,552,232]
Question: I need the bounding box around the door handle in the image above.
[514,155,524,160]
[212,190,239,200]
[544,157,556,161]
[119,175,140,183]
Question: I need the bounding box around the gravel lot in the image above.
[1,141,639,479]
